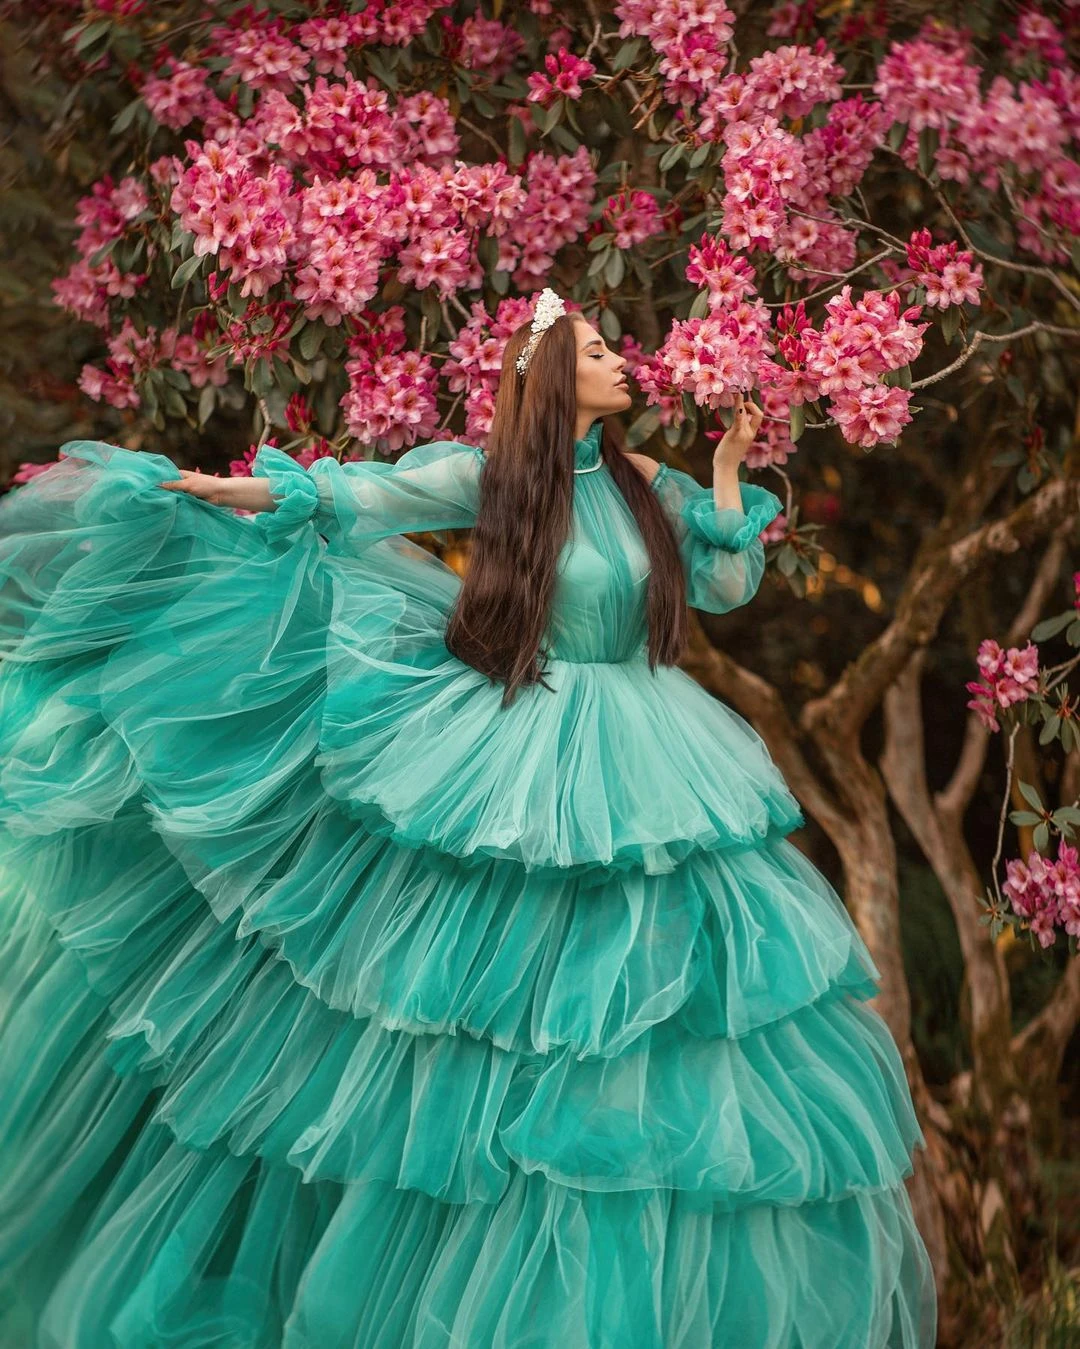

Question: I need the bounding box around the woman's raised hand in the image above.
[713,391,764,467]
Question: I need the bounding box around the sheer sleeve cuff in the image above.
[251,446,320,539]
[680,481,783,552]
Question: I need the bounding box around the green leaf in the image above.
[1008,810,1043,827]
[541,100,562,135]
[74,18,111,54]
[477,233,499,271]
[490,269,510,295]
[689,290,710,320]
[599,307,621,343]
[299,322,325,361]
[111,96,143,135]
[170,254,204,289]
[917,127,939,177]
[659,142,684,172]
[250,358,275,399]
[612,37,644,71]
[1030,611,1074,641]
[549,124,579,154]
[1072,237,1080,277]
[604,248,626,289]
[626,407,660,448]
[1005,374,1026,406]
[508,116,526,167]
[886,121,908,151]
[688,142,711,169]
[1018,780,1045,812]
[197,384,216,430]
[1039,714,1061,746]
[777,544,799,577]
[1065,617,1080,647]
[588,232,615,252]
[1034,821,1049,853]
[789,404,805,443]
[940,306,960,344]
[588,247,611,278]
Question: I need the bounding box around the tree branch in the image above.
[802,474,1080,744]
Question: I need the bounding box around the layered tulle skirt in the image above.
[0,442,937,1346]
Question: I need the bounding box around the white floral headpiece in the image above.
[515,287,566,377]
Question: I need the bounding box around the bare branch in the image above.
[802,474,1080,743]
[911,323,1080,392]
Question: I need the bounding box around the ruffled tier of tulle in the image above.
[0,842,934,1348]
[2,808,912,1207]
[0,441,805,880]
[0,441,936,1345]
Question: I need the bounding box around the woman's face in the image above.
[574,319,631,420]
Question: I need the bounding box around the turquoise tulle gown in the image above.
[0,417,937,1347]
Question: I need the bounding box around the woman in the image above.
[0,289,937,1347]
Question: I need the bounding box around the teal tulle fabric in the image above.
[0,419,937,1347]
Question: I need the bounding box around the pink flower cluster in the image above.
[694,49,882,282]
[874,35,980,134]
[685,234,757,306]
[339,306,440,450]
[965,638,1041,733]
[875,25,1079,264]
[163,119,528,316]
[760,288,927,448]
[614,0,735,107]
[526,48,596,106]
[141,61,222,131]
[10,461,55,486]
[700,41,843,126]
[904,228,984,309]
[208,2,443,92]
[1003,838,1080,948]
[645,295,774,413]
[601,188,665,249]
[444,14,524,80]
[1002,7,1067,70]
[496,145,597,289]
[171,142,296,299]
[76,312,229,410]
[444,294,571,443]
[49,174,151,325]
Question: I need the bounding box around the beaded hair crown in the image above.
[515,288,566,377]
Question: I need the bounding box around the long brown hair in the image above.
[444,311,688,707]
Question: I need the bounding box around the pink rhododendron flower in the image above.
[1003,838,1080,948]
[526,48,596,105]
[601,189,664,249]
[965,638,1041,732]
[10,461,56,486]
[905,228,984,309]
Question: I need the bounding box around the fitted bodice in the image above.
[546,419,653,664]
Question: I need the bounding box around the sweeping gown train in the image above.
[0,417,937,1347]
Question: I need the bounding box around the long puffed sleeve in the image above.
[251,440,484,552]
[650,462,782,614]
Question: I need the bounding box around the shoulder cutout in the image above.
[622,451,661,484]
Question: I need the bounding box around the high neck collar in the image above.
[574,419,603,468]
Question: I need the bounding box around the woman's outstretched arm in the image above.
[160,440,485,553]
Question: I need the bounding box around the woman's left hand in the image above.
[713,392,764,467]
